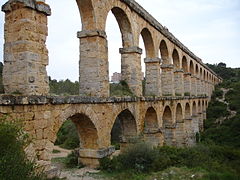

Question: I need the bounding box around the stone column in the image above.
[184,73,191,96]
[79,147,115,168]
[175,121,186,147]
[144,58,161,96]
[198,112,204,132]
[184,118,195,146]
[191,75,197,96]
[201,80,205,96]
[196,77,201,96]
[119,46,143,96]
[163,123,176,146]
[192,114,199,134]
[205,81,209,97]
[174,69,184,96]
[161,64,174,96]
[78,30,109,97]
[144,128,163,147]
[2,0,51,95]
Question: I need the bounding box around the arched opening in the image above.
[175,103,185,146]
[140,28,155,58]
[190,61,194,74]
[47,0,81,88]
[200,68,203,80]
[144,107,162,146]
[160,40,169,64]
[185,103,191,119]
[192,101,199,134]
[106,7,134,96]
[111,109,137,150]
[144,107,158,129]
[173,49,183,96]
[184,102,193,145]
[192,101,197,116]
[162,106,175,145]
[172,49,180,69]
[176,103,183,123]
[71,114,98,149]
[52,113,98,167]
[163,106,173,125]
[182,56,188,72]
[195,64,199,77]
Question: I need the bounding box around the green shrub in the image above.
[0,117,44,180]
[55,120,79,149]
[65,151,80,168]
[110,80,134,97]
[100,143,240,177]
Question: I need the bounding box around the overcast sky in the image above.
[0,0,239,81]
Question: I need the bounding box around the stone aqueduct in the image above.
[0,0,221,169]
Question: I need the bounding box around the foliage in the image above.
[49,78,79,96]
[64,151,80,169]
[0,117,44,180]
[55,120,79,149]
[110,80,133,97]
[100,143,240,179]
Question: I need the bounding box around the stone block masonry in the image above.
[2,0,51,95]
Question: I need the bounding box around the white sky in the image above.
[0,0,239,81]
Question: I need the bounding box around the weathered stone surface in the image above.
[2,0,51,15]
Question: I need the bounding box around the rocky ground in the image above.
[49,146,104,180]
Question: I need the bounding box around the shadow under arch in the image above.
[175,103,185,146]
[160,40,170,64]
[111,109,137,151]
[70,113,98,149]
[143,107,162,147]
[53,111,100,167]
[162,106,175,146]
[140,28,155,58]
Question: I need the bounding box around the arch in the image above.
[76,0,96,30]
[198,100,201,113]
[185,103,191,119]
[200,67,203,79]
[70,113,98,149]
[111,109,137,147]
[106,7,134,48]
[160,40,169,64]
[192,101,197,115]
[172,49,180,69]
[190,60,194,74]
[203,70,206,81]
[144,107,158,130]
[176,103,183,123]
[163,106,173,125]
[182,56,188,72]
[140,28,155,58]
[195,64,199,77]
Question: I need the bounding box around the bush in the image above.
[55,120,79,149]
[0,117,44,180]
[100,143,240,177]
[110,81,133,97]
[65,151,81,169]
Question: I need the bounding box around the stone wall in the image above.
[0,95,208,169]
